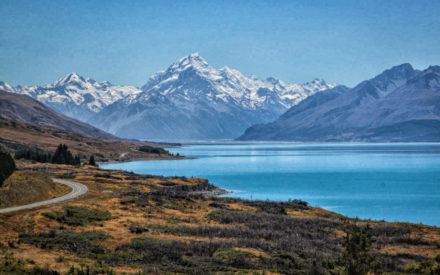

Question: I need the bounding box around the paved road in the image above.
[0,178,88,214]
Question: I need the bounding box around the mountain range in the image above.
[238,63,440,141]
[0,74,140,122]
[1,53,337,140]
[2,54,439,142]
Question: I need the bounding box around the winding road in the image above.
[0,178,88,214]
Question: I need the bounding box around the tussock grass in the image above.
[0,170,70,208]
[42,206,113,226]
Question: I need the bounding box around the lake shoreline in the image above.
[101,142,440,226]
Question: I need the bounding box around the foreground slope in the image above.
[238,64,440,141]
[0,162,439,274]
[89,53,337,140]
[0,91,116,140]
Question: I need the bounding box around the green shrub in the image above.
[0,254,59,274]
[214,248,255,268]
[0,150,15,187]
[19,230,109,255]
[42,206,112,226]
[65,265,116,275]
[405,254,440,274]
[341,224,380,275]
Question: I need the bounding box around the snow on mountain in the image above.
[140,53,336,111]
[238,63,440,142]
[89,53,338,140]
[1,53,338,140]
[1,73,141,121]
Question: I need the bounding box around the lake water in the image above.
[101,143,440,226]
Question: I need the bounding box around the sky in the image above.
[1,0,439,87]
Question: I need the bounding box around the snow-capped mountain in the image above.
[89,53,338,140]
[140,53,336,110]
[238,63,440,142]
[0,73,141,121]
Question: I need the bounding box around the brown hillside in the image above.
[0,91,116,139]
[0,119,181,162]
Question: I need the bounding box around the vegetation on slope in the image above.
[138,145,170,155]
[0,119,182,162]
[0,170,70,208]
[43,206,112,226]
[0,163,438,274]
[15,144,81,165]
[0,150,15,187]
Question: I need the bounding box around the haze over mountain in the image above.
[238,64,440,142]
[1,53,337,140]
[0,74,141,121]
[0,91,116,140]
[89,53,337,140]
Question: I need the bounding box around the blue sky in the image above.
[1,0,439,87]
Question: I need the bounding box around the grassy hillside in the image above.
[0,170,70,208]
[0,162,439,274]
[0,119,183,162]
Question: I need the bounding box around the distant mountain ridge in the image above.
[238,63,440,142]
[1,53,337,140]
[89,53,338,140]
[0,74,141,121]
[0,91,116,140]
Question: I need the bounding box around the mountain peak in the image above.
[52,72,86,86]
[302,78,337,91]
[171,53,209,70]
[309,78,326,85]
[375,63,415,81]
[367,63,418,93]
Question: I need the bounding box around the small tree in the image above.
[74,155,81,166]
[0,151,16,187]
[52,144,75,164]
[341,224,379,275]
[89,155,96,166]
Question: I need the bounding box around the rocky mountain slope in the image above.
[0,91,116,139]
[238,64,440,142]
[89,53,337,140]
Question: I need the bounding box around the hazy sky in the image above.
[1,0,439,87]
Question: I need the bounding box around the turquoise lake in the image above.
[101,143,440,226]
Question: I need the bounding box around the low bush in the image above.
[0,255,60,275]
[405,254,440,274]
[214,248,256,269]
[43,206,112,226]
[19,230,109,255]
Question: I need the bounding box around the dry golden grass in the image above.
[0,162,439,274]
[0,170,70,208]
